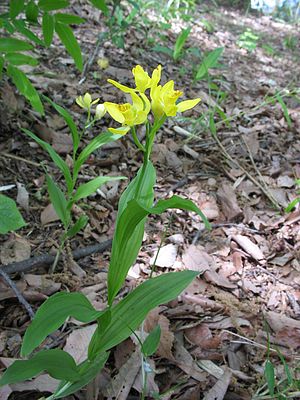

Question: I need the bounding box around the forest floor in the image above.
[0,1,300,399]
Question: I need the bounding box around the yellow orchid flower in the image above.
[76,93,99,110]
[108,65,162,95]
[132,65,151,93]
[151,79,200,119]
[104,92,150,135]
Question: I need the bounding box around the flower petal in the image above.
[108,126,130,135]
[104,102,126,123]
[177,98,201,113]
[107,79,135,94]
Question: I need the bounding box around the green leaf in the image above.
[46,175,69,227]
[109,194,210,303]
[285,197,300,213]
[89,271,198,358]
[21,292,103,357]
[276,93,292,128]
[0,349,80,386]
[6,64,44,114]
[264,360,275,396]
[152,44,173,58]
[26,0,39,22]
[142,325,161,357]
[43,95,79,152]
[72,176,126,203]
[22,129,73,192]
[108,162,156,304]
[42,12,54,47]
[9,0,25,18]
[173,27,191,61]
[0,37,33,53]
[55,13,85,24]
[5,52,39,66]
[0,194,26,234]
[195,47,224,81]
[89,0,108,15]
[55,22,83,71]
[53,352,109,398]
[2,19,16,34]
[73,132,122,181]
[0,56,4,80]
[13,19,44,46]
[39,0,69,11]
[66,215,88,238]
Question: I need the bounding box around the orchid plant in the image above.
[0,65,209,399]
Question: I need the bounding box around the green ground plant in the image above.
[23,95,125,271]
[0,0,107,113]
[0,64,210,399]
[285,179,300,212]
[237,28,259,52]
[0,193,26,234]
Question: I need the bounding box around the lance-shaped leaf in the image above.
[9,0,25,18]
[21,292,103,357]
[71,176,126,203]
[7,65,44,114]
[52,352,109,399]
[89,270,198,358]
[108,162,156,305]
[43,95,79,153]
[42,12,54,47]
[108,194,210,303]
[0,349,80,386]
[5,53,39,66]
[22,128,73,193]
[142,325,161,357]
[46,175,69,227]
[39,0,69,11]
[73,132,122,180]
[66,215,88,238]
[55,13,85,25]
[55,22,83,71]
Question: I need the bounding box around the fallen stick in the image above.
[1,239,112,275]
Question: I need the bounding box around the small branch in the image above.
[0,268,35,319]
[1,239,112,275]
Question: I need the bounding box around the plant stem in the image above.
[131,126,146,152]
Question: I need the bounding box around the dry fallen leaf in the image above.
[203,367,232,400]
[0,237,31,265]
[150,244,178,268]
[217,183,242,221]
[232,234,265,262]
[41,203,60,225]
[63,324,97,364]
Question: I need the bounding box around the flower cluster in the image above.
[76,65,200,135]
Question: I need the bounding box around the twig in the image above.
[240,136,279,207]
[212,133,281,210]
[0,268,35,319]
[0,152,41,167]
[1,239,112,275]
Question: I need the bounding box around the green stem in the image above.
[131,126,146,152]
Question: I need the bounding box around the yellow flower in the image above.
[76,93,99,110]
[151,79,200,119]
[132,65,151,93]
[107,65,161,94]
[104,92,150,135]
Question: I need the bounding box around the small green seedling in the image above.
[237,29,259,52]
[194,47,224,81]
